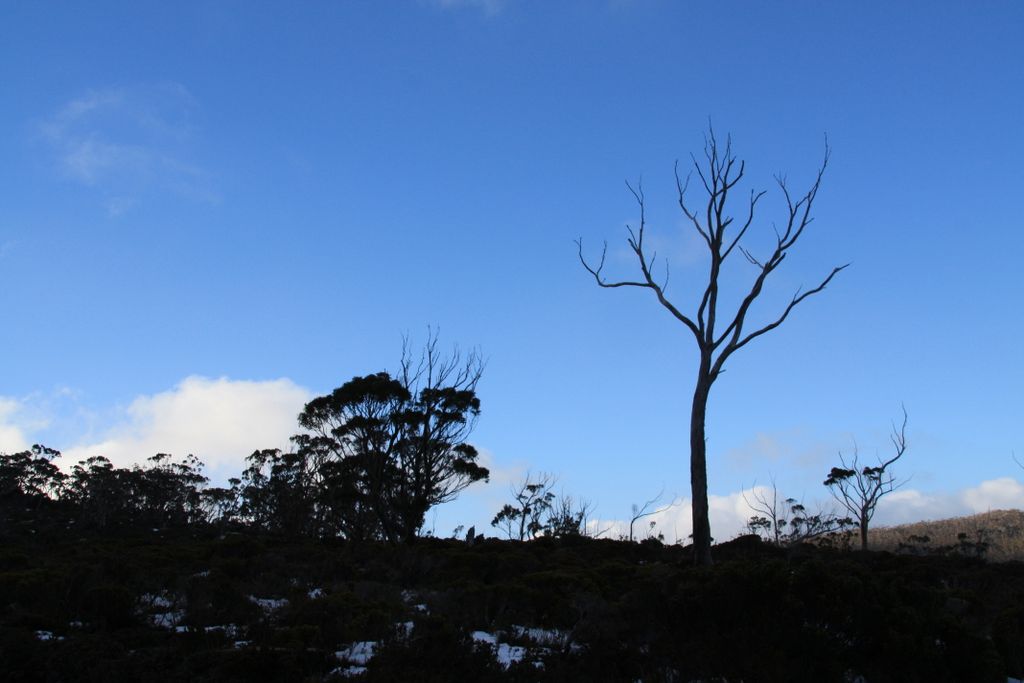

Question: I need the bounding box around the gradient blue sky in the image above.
[3,1,1023,539]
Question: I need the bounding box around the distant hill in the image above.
[870,509,1024,561]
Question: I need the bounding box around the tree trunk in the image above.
[859,516,869,551]
[690,371,713,566]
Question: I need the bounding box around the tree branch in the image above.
[714,262,849,371]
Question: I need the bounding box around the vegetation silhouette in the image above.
[2,407,1023,680]
[0,519,1020,681]
[0,335,488,544]
[743,475,854,547]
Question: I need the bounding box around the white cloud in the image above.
[62,376,311,479]
[588,487,774,543]
[39,83,217,210]
[961,477,1024,513]
[0,397,32,453]
[873,489,957,525]
[474,447,525,489]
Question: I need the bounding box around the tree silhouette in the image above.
[491,471,557,540]
[0,445,66,530]
[579,128,846,565]
[297,334,489,543]
[824,408,908,551]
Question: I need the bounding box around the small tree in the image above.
[824,408,908,551]
[545,493,594,538]
[628,488,680,542]
[490,474,598,540]
[490,471,556,540]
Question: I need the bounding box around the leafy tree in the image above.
[0,444,66,529]
[579,128,846,564]
[66,456,131,529]
[65,452,209,530]
[0,444,65,503]
[297,335,489,542]
[199,476,242,529]
[240,447,319,536]
[133,453,208,526]
[824,408,908,551]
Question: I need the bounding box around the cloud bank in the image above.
[62,376,310,479]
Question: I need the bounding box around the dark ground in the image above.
[2,530,1022,682]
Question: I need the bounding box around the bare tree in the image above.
[824,408,909,551]
[628,488,680,542]
[578,128,846,565]
[743,476,787,546]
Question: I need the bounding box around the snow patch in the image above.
[511,625,568,646]
[331,665,368,678]
[35,630,64,641]
[151,610,186,628]
[471,630,528,668]
[495,643,528,668]
[139,592,175,609]
[471,630,497,645]
[336,641,376,666]
[248,595,289,612]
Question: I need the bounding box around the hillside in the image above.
[869,509,1024,562]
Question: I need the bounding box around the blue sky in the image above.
[3,0,1023,540]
